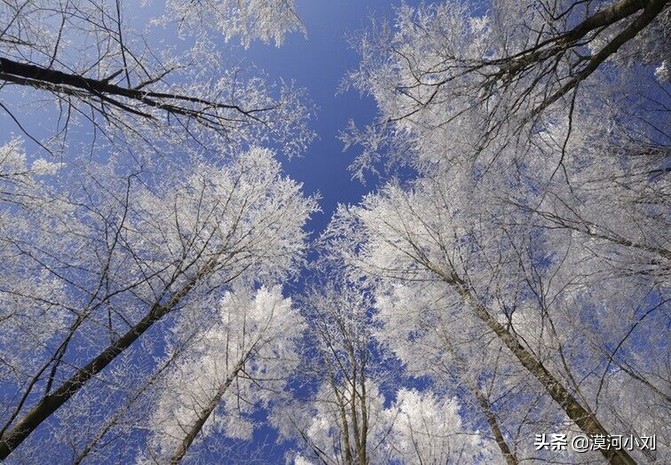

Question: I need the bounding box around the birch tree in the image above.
[0,0,311,157]
[324,157,668,463]
[276,280,496,465]
[344,0,669,174]
[386,388,495,464]
[331,3,670,458]
[138,286,305,465]
[338,6,670,463]
[278,282,387,465]
[0,142,316,460]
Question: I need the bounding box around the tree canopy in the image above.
[1,0,669,464]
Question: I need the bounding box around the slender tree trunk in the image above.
[169,359,246,465]
[439,331,518,464]
[0,258,218,459]
[431,265,637,465]
[73,331,198,465]
[334,384,354,465]
[358,366,369,465]
[460,286,637,465]
[0,305,167,459]
[474,390,518,465]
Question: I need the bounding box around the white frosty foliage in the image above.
[387,389,495,464]
[288,380,390,465]
[655,60,669,82]
[285,380,494,465]
[293,454,315,465]
[159,0,305,47]
[144,286,305,462]
[0,138,64,205]
[31,159,64,175]
[0,141,315,462]
[127,146,317,299]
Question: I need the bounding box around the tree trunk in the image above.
[431,263,638,465]
[169,359,246,464]
[0,258,217,459]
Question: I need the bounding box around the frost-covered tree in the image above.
[345,0,669,175]
[287,382,495,465]
[0,1,315,461]
[331,2,670,464]
[277,280,496,465]
[279,282,386,465]
[3,0,669,462]
[0,142,316,460]
[386,388,495,464]
[158,0,306,48]
[137,286,305,465]
[324,155,668,463]
[0,0,311,157]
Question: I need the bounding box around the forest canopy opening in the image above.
[1,0,669,463]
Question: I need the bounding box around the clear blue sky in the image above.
[242,0,420,236]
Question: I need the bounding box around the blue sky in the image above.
[241,0,419,236]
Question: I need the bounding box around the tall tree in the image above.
[0,143,317,460]
[281,282,385,465]
[0,0,311,157]
[277,280,495,464]
[331,2,670,464]
[324,155,668,463]
[386,388,495,464]
[140,286,305,465]
[345,0,669,165]
[1,1,315,461]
